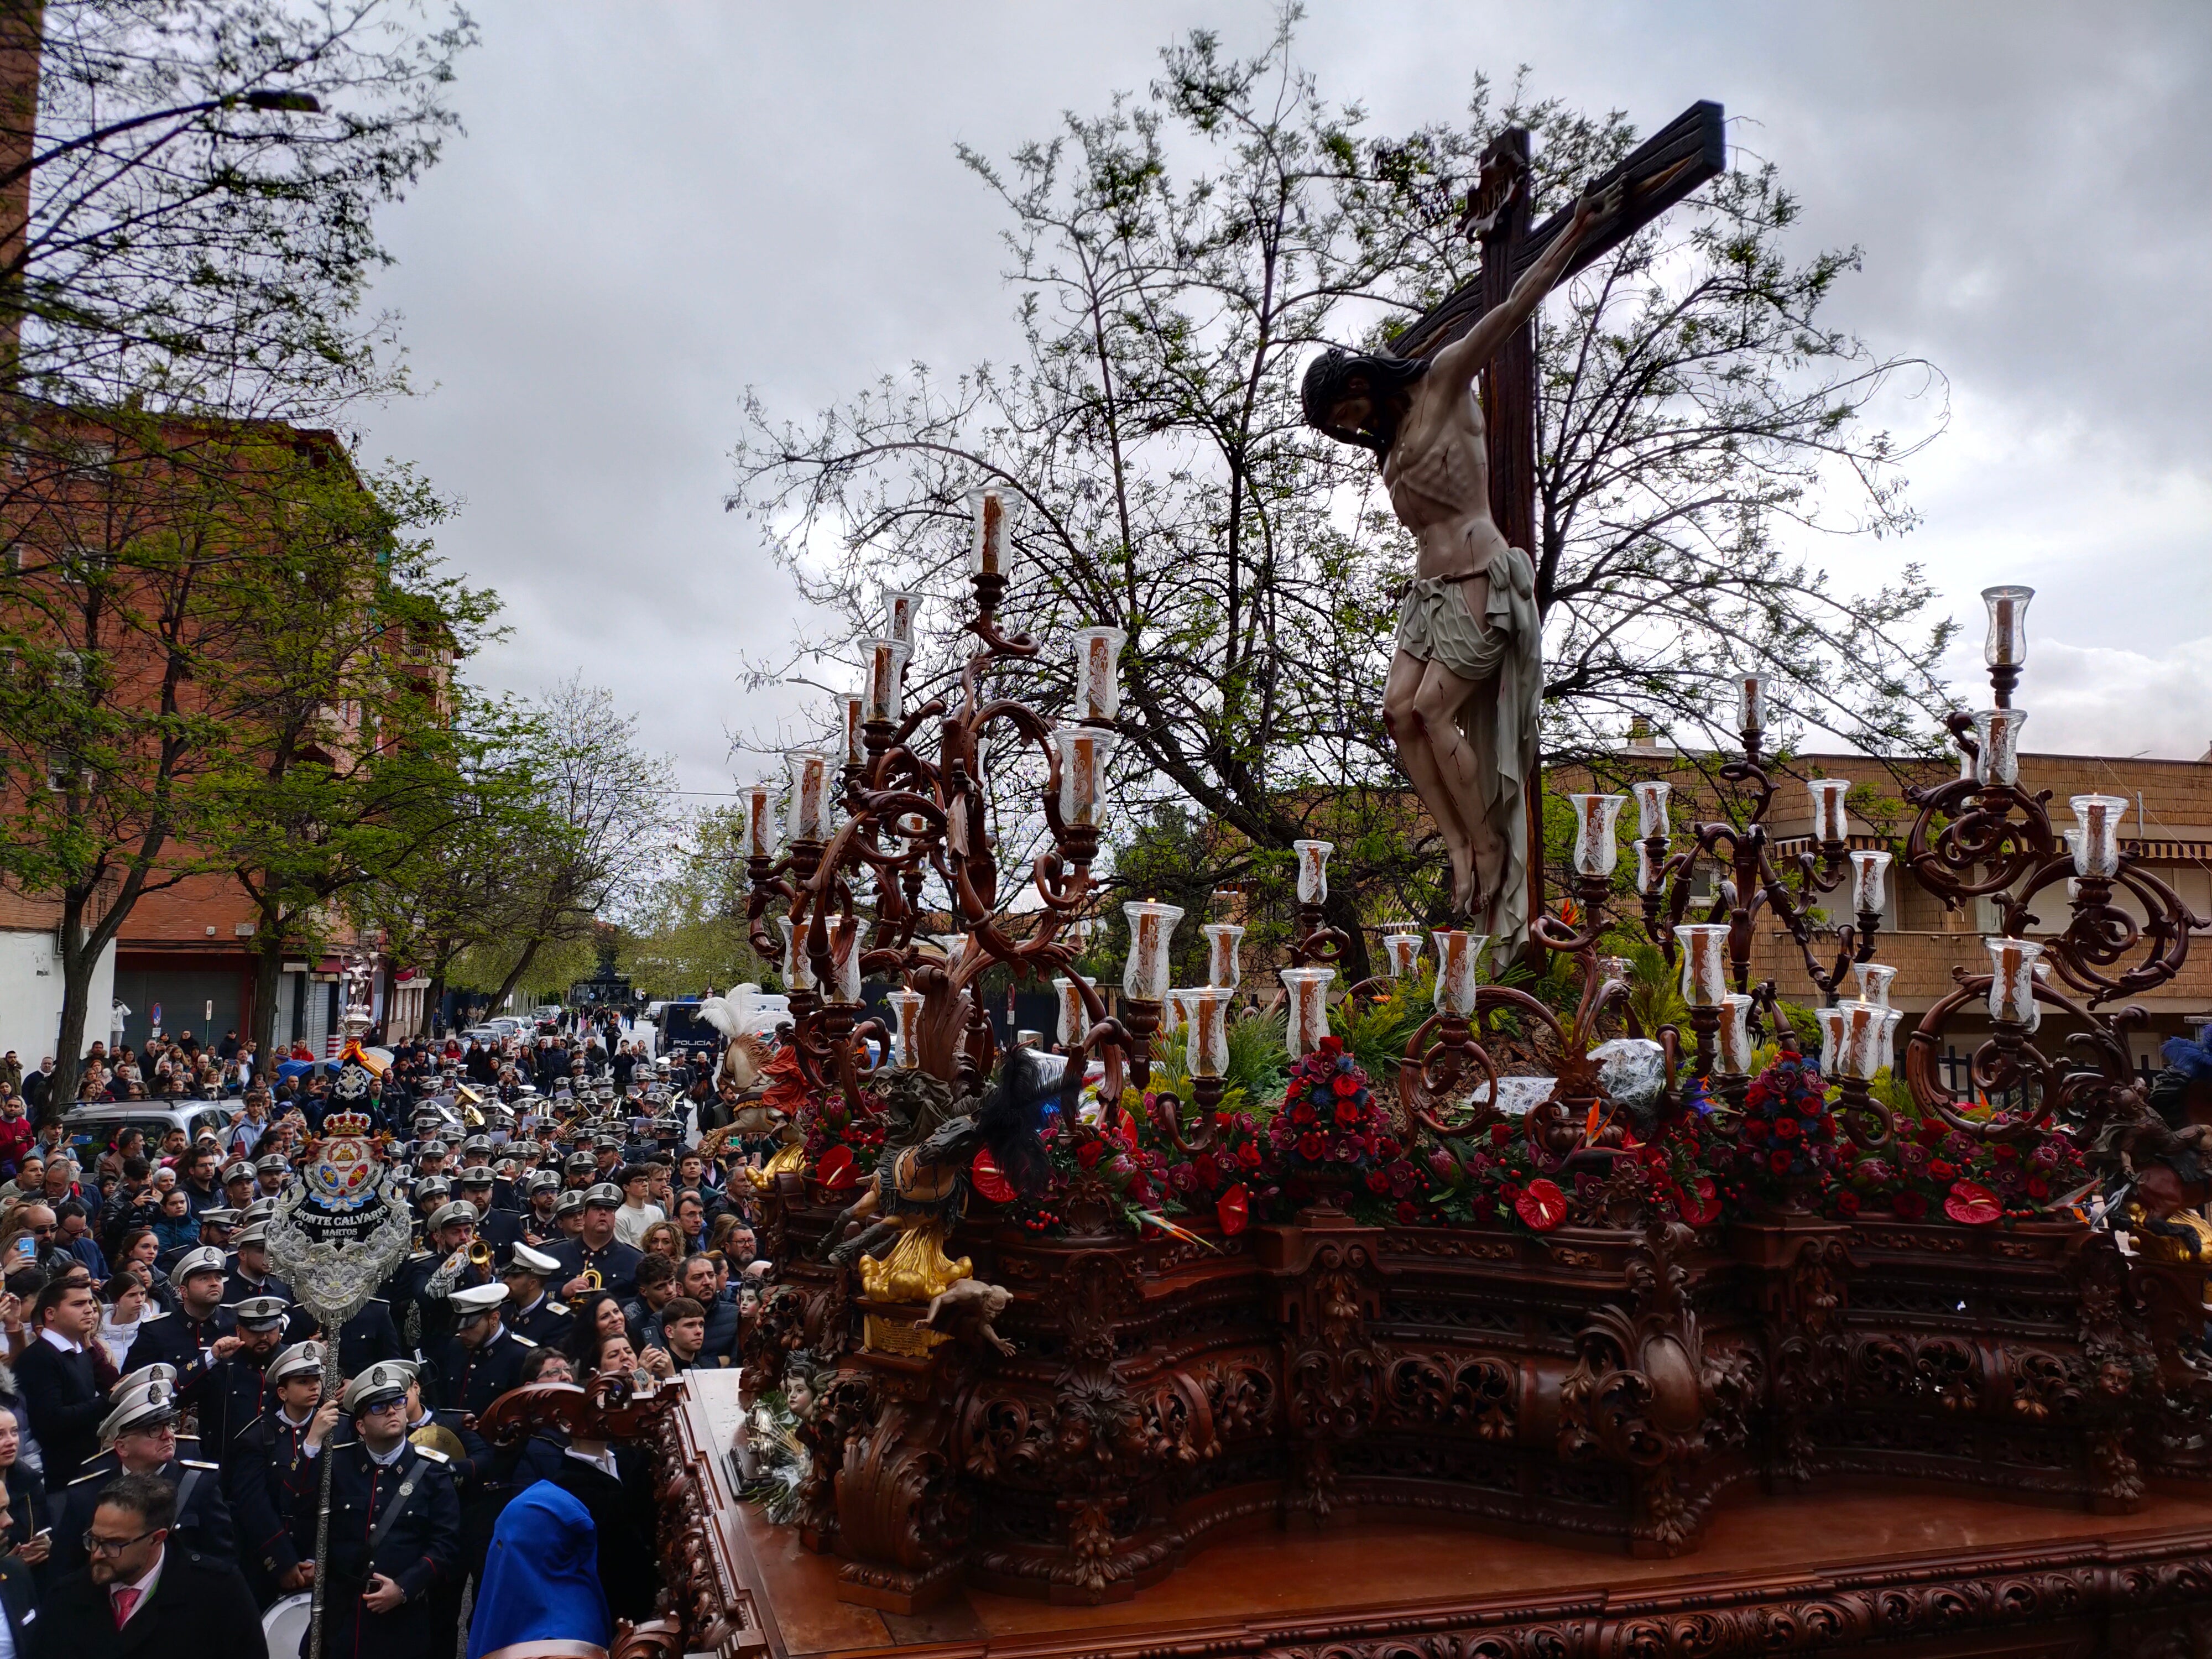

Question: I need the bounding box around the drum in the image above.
[262,1589,313,1659]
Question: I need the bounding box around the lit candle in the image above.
[1852,961,1896,1009]
[884,587,926,648]
[1202,921,1244,991]
[1986,937,2043,1030]
[860,637,909,724]
[1053,727,1114,828]
[888,988,924,1067]
[742,782,778,858]
[1383,930,1423,978]
[1071,626,1126,723]
[1292,838,1333,904]
[777,915,817,992]
[1281,967,1335,1058]
[1836,999,1891,1081]
[1716,993,1756,1076]
[784,750,836,843]
[1971,707,2026,786]
[966,483,1021,580]
[824,915,864,1004]
[1175,987,1233,1078]
[1121,900,1184,1001]
[1736,672,1768,734]
[1981,584,2033,669]
[1815,1003,1845,1077]
[838,691,865,768]
[1052,974,1092,1047]
[1569,793,1627,877]
[1849,849,1891,917]
[2068,794,2127,878]
[1632,779,1671,841]
[1808,778,1851,845]
[1431,930,1490,1018]
[1676,922,1730,1008]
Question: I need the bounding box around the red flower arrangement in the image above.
[1734,1054,1839,1197]
[1266,1037,1403,1193]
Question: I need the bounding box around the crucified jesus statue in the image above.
[1302,187,1611,940]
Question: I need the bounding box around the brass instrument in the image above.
[467,1238,493,1274]
[457,1083,486,1127]
[581,1267,603,1290]
[410,1421,467,1460]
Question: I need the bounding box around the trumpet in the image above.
[467,1238,493,1274]
[581,1267,603,1291]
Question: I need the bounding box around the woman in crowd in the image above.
[0,1405,49,1594]
[150,1186,197,1253]
[638,1219,685,1265]
[95,1270,146,1369]
[564,1291,631,1374]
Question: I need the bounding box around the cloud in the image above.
[2010,635,2212,763]
[347,2,2212,792]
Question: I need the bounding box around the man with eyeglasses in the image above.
[41,1470,260,1655]
[296,1360,461,1659]
[53,1376,234,1576]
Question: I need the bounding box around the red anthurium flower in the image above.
[1944,1180,2002,1225]
[816,1144,856,1190]
[1215,1184,1249,1235]
[970,1149,1015,1204]
[1677,1175,1720,1228]
[1515,1178,1568,1232]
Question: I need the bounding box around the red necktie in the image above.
[112,1587,140,1628]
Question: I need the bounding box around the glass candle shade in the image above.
[1677,923,1730,1008]
[1202,922,1244,991]
[1174,987,1233,1078]
[2068,794,2127,878]
[784,750,837,843]
[1632,779,1672,841]
[1808,778,1851,845]
[1982,584,2033,668]
[1053,727,1114,828]
[1635,841,1662,896]
[1052,975,1092,1047]
[1432,930,1489,1018]
[884,587,925,648]
[1735,672,1769,734]
[1835,999,1892,1081]
[1383,930,1424,979]
[824,915,864,1005]
[966,483,1021,579]
[888,988,924,1068]
[1971,707,2026,786]
[1957,740,1977,782]
[1849,849,1891,917]
[776,915,817,993]
[1281,967,1335,1060]
[1716,993,1756,1076]
[860,638,909,725]
[838,691,866,768]
[1569,793,1627,877]
[1852,961,1896,1009]
[1121,900,1184,1001]
[1292,838,1333,904]
[1815,1003,1846,1078]
[743,782,778,858]
[1986,937,2044,1030]
[1071,626,1126,723]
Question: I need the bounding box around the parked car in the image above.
[62,1098,239,1154]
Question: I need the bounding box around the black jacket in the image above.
[14,1335,109,1488]
[547,1446,658,1623]
[288,1439,460,1659]
[41,1547,262,1659]
[54,1450,233,1578]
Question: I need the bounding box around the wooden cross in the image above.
[1390,100,1726,953]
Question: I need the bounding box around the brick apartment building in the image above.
[0,421,444,1066]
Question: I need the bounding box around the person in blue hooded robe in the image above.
[466,1480,613,1659]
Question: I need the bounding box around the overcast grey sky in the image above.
[349,1,2212,796]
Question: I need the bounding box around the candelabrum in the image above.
[743,483,1147,1119]
[1896,586,2208,1146]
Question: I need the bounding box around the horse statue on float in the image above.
[817,1046,1055,1274]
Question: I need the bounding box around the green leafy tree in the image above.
[615,803,770,1000]
[731,14,1948,979]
